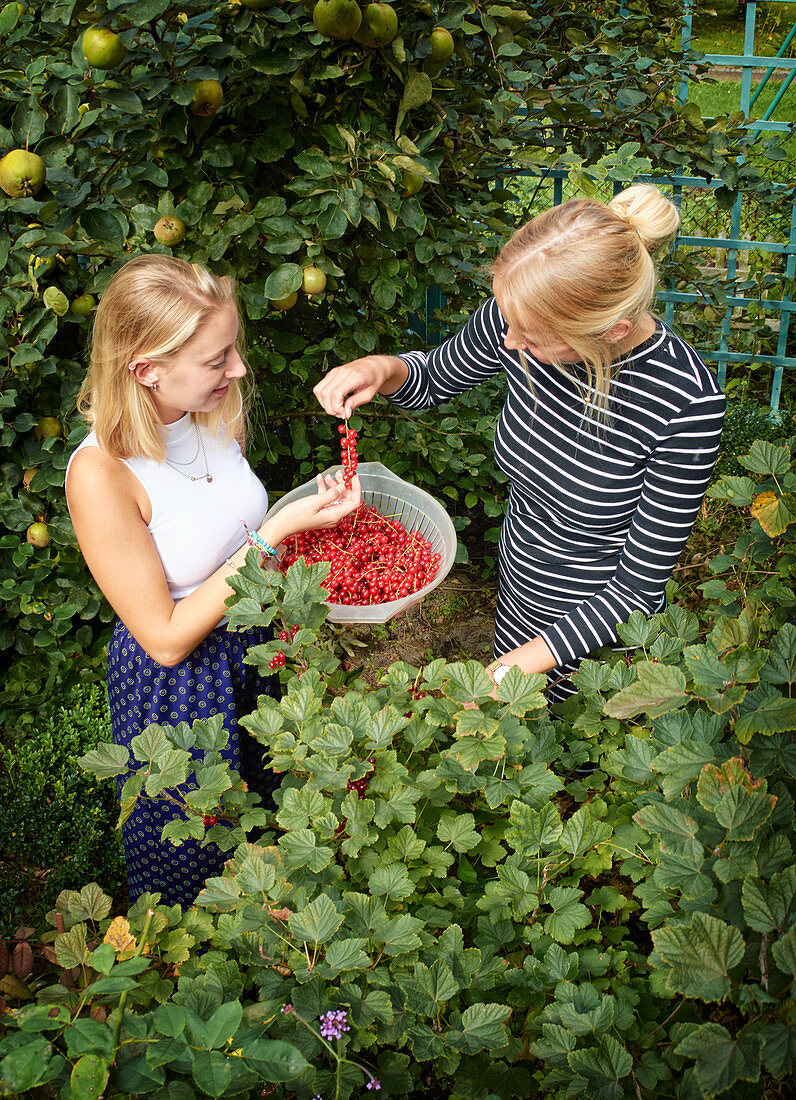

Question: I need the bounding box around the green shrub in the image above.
[715,399,795,476]
[0,682,124,937]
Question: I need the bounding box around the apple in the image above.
[312,0,362,40]
[26,522,50,548]
[428,26,454,62]
[35,416,62,441]
[81,26,127,69]
[402,170,424,196]
[302,266,327,294]
[71,293,96,316]
[355,3,398,47]
[0,149,45,198]
[270,291,298,311]
[153,215,186,245]
[23,468,38,491]
[190,79,223,116]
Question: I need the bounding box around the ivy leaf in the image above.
[651,912,745,1000]
[448,1002,511,1054]
[543,886,591,944]
[603,661,688,719]
[288,895,344,945]
[675,1023,764,1097]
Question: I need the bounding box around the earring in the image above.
[151,381,159,391]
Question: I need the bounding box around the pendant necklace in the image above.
[165,423,213,483]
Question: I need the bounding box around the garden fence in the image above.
[412,0,796,413]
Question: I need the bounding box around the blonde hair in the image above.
[491,184,680,410]
[77,254,249,462]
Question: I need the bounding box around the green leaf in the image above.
[416,958,459,1007]
[131,723,170,763]
[697,758,775,840]
[652,740,720,801]
[43,286,69,316]
[280,828,333,872]
[772,927,796,977]
[761,623,796,685]
[675,1023,763,1097]
[443,660,495,702]
[70,1054,111,1100]
[78,741,130,778]
[263,263,303,300]
[193,875,242,913]
[735,688,796,742]
[741,866,796,933]
[616,609,661,648]
[568,1035,633,1090]
[64,1019,115,1060]
[449,1002,511,1054]
[559,805,612,857]
[246,1039,309,1081]
[543,886,591,944]
[55,924,91,969]
[506,800,562,853]
[437,811,480,852]
[604,661,688,719]
[651,912,745,1000]
[634,803,703,860]
[368,863,414,903]
[323,937,370,974]
[739,439,791,478]
[189,1049,232,1097]
[153,1003,188,1038]
[0,1038,52,1091]
[288,894,344,944]
[201,1000,242,1050]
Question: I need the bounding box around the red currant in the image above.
[203,814,217,827]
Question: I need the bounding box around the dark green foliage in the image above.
[714,399,795,476]
[0,0,785,728]
[0,683,124,937]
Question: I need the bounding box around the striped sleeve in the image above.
[540,390,726,665]
[389,297,505,409]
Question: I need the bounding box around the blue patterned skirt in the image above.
[106,620,279,908]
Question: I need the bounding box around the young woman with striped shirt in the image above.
[314,185,726,700]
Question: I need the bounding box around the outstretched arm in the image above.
[67,452,360,666]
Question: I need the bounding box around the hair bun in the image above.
[608,184,680,253]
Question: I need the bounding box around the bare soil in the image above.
[334,567,498,681]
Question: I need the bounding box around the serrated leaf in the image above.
[604,661,688,719]
[741,866,796,933]
[288,895,344,945]
[443,660,495,702]
[559,805,612,857]
[772,927,796,976]
[449,1002,511,1054]
[651,912,745,1000]
[675,1022,763,1097]
[437,811,480,852]
[697,757,776,840]
[78,741,130,779]
[634,803,702,860]
[568,1034,633,1087]
[506,799,562,853]
[739,439,791,478]
[544,886,591,944]
[416,958,459,1006]
[323,938,370,974]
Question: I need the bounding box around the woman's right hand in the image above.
[260,471,362,547]
[313,355,408,419]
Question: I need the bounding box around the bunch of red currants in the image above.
[280,503,441,605]
[279,422,442,606]
[339,422,358,487]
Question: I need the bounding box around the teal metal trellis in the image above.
[412,0,796,413]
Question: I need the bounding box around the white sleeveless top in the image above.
[66,414,269,600]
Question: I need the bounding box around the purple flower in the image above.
[366,1080,381,1091]
[280,1003,294,1014]
[319,1008,350,1040]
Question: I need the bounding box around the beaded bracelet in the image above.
[243,525,277,558]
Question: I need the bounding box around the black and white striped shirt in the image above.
[391,297,725,685]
